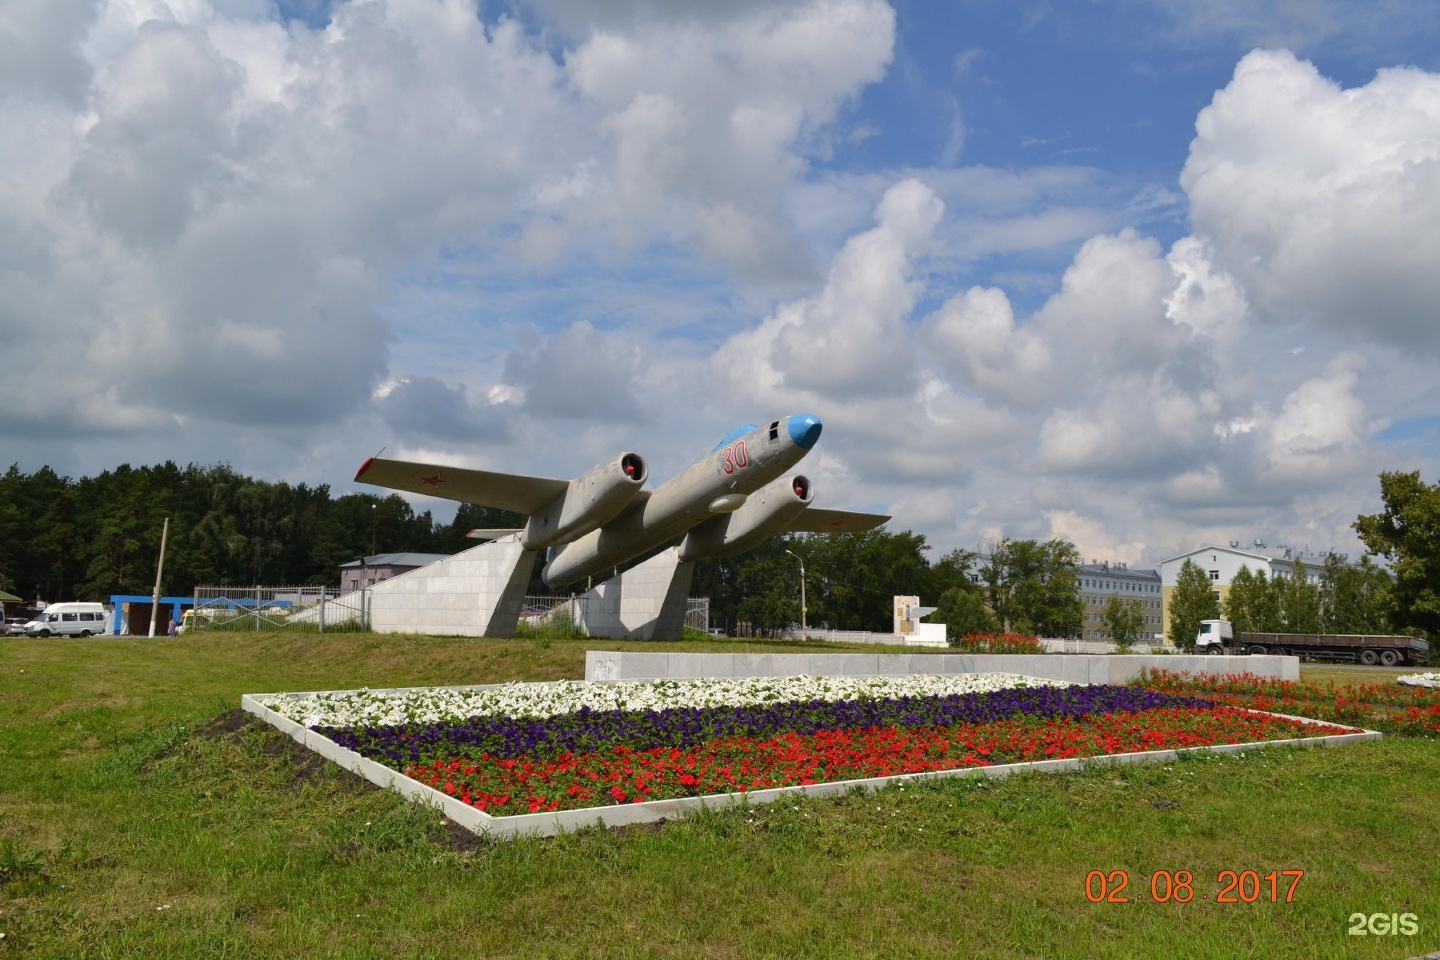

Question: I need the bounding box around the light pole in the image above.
[370,503,377,560]
[784,549,806,638]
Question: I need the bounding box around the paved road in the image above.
[1298,662,1423,675]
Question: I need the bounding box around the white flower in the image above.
[253,673,1071,729]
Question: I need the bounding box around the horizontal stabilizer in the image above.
[354,456,568,514]
[466,528,525,541]
[785,507,889,533]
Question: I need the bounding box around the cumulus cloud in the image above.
[500,321,649,423]
[375,375,511,444]
[1260,356,1372,484]
[921,286,1052,406]
[1,1,588,439]
[564,0,895,277]
[5,2,1436,576]
[1183,49,1440,353]
[0,0,97,104]
[0,0,895,446]
[714,178,940,402]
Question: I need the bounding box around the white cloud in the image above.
[921,285,1052,406]
[1183,48,1440,353]
[565,0,896,276]
[0,0,98,104]
[376,375,513,444]
[1045,510,1149,565]
[714,178,941,401]
[1164,235,1249,345]
[500,321,650,423]
[1260,356,1371,484]
[0,0,894,444]
[5,3,1437,579]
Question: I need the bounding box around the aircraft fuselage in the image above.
[540,414,821,587]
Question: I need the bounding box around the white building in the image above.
[1156,542,1328,638]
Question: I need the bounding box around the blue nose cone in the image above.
[787,414,822,449]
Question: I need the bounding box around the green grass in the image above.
[1,633,1437,958]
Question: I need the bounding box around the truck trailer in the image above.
[1195,619,1429,666]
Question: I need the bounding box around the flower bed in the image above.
[252,674,1362,820]
[397,706,1349,816]
[1139,669,1440,737]
[948,632,1047,654]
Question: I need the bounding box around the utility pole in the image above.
[785,549,806,638]
[148,517,170,639]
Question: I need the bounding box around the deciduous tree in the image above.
[1354,470,1440,638]
[933,585,998,641]
[1102,596,1145,649]
[1318,553,1394,634]
[1168,558,1220,651]
[980,538,1083,638]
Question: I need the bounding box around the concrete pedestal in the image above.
[574,548,695,640]
[363,537,537,637]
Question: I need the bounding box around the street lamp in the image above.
[370,503,377,561]
[784,549,806,637]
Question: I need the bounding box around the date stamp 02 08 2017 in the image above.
[1085,869,1306,904]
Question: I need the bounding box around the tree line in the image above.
[0,462,519,604]
[5,462,1433,643]
[695,534,1084,638]
[0,461,1068,635]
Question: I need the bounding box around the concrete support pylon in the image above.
[576,547,695,640]
[366,536,537,637]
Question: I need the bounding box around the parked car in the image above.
[4,617,28,636]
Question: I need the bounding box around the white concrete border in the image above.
[585,650,1299,684]
[240,685,1378,841]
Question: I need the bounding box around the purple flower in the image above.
[318,685,1213,768]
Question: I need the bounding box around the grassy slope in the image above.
[0,634,1436,959]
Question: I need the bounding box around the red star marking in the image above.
[418,473,447,488]
[827,518,847,528]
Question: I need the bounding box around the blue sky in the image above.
[3,0,1439,567]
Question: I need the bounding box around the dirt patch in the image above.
[189,710,508,852]
[442,819,493,853]
[182,707,376,792]
[195,708,252,739]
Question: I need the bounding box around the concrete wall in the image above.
[1040,638,1173,655]
[585,650,1299,684]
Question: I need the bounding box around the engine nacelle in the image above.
[678,474,813,561]
[521,452,647,549]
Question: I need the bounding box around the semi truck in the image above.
[1195,619,1429,666]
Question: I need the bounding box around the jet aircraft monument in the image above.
[353,414,887,639]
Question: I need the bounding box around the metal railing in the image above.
[188,585,364,633]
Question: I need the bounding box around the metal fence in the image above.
[686,598,709,633]
[520,596,711,637]
[186,587,711,636]
[188,585,365,633]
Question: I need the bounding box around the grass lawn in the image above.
[2,633,1437,959]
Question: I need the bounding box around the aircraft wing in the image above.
[354,456,569,515]
[785,507,890,533]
